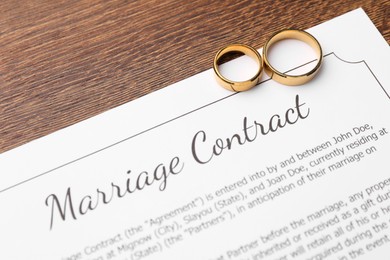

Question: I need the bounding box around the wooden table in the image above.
[1,0,389,153]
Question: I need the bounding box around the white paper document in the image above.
[1,8,389,260]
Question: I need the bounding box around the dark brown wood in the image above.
[0,0,389,153]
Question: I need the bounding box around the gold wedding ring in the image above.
[213,44,263,92]
[263,29,323,86]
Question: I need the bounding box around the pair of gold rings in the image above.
[213,29,323,92]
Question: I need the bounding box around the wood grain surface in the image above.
[1,0,389,153]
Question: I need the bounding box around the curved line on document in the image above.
[329,52,389,99]
[330,52,365,64]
